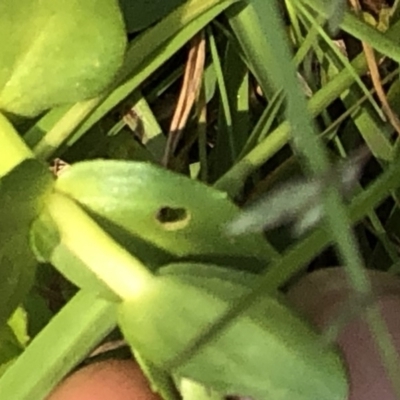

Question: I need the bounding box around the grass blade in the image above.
[0,291,117,400]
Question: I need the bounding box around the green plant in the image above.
[1,0,400,399]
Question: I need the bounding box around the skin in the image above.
[46,359,162,400]
[287,267,400,400]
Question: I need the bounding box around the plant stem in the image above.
[46,193,153,300]
[0,291,116,400]
[32,0,237,161]
[33,98,100,160]
[303,0,400,63]
[226,1,278,99]
[214,18,400,196]
[259,0,400,393]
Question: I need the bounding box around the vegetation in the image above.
[0,0,400,398]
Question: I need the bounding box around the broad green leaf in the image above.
[0,0,126,117]
[119,265,348,400]
[54,160,277,272]
[119,0,186,33]
[0,159,53,326]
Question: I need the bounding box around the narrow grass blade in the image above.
[0,291,117,400]
[33,0,238,160]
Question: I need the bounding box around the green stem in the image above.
[214,49,368,196]
[207,26,236,160]
[254,0,400,392]
[32,0,237,161]
[303,0,400,63]
[0,290,116,400]
[46,193,153,300]
[226,1,279,99]
[33,99,100,160]
[214,18,400,196]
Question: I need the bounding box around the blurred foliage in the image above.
[2,0,400,399]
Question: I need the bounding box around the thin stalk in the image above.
[289,3,399,393]
[32,0,237,161]
[303,0,400,63]
[0,290,116,400]
[226,1,279,99]
[207,26,236,160]
[46,193,153,300]
[198,87,209,182]
[215,19,400,196]
[239,89,285,159]
[33,99,100,160]
[297,3,384,119]
[253,0,400,393]
[213,46,368,196]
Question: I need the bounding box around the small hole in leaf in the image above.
[156,206,190,230]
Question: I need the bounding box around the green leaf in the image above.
[0,307,28,375]
[30,209,119,301]
[179,378,224,400]
[0,113,33,177]
[134,352,181,400]
[0,325,24,376]
[7,307,29,348]
[23,285,54,338]
[32,208,133,303]
[0,0,126,117]
[0,290,117,399]
[388,79,400,113]
[159,262,259,288]
[119,0,186,33]
[0,159,53,326]
[54,160,277,272]
[119,265,348,400]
